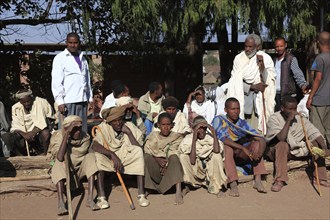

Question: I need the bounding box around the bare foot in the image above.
[217,191,226,198]
[253,181,267,193]
[313,180,330,188]
[182,185,190,197]
[86,199,100,211]
[229,181,239,197]
[174,193,184,205]
[57,201,68,216]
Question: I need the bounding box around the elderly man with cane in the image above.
[91,106,150,208]
[2,89,53,156]
[49,115,102,216]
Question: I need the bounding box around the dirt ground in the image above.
[0,170,329,220]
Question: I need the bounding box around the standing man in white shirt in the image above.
[51,33,93,132]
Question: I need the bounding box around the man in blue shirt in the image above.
[212,97,268,197]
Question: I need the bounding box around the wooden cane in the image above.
[24,140,31,157]
[91,126,136,210]
[300,114,322,196]
[59,113,74,219]
[259,72,267,135]
[261,91,267,134]
[22,113,31,157]
[65,152,73,220]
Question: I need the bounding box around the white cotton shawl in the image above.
[11,97,54,132]
[227,51,276,134]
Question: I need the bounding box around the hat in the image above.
[101,106,126,123]
[62,115,82,128]
[162,96,179,109]
[192,115,208,128]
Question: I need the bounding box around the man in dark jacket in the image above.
[274,37,308,111]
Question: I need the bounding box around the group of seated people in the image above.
[0,81,329,216]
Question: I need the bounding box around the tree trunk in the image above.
[0,156,51,171]
[217,19,230,85]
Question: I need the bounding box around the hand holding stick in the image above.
[300,113,322,196]
[91,126,136,210]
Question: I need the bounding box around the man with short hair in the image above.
[183,86,216,125]
[2,89,53,155]
[227,34,276,134]
[138,81,165,135]
[274,37,308,111]
[266,96,329,192]
[101,82,130,114]
[307,31,330,145]
[212,97,268,197]
[91,106,150,208]
[153,96,191,135]
[51,32,93,132]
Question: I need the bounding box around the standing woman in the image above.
[144,112,184,205]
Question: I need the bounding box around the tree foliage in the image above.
[1,0,328,50]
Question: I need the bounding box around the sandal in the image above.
[271,181,284,192]
[96,197,110,209]
[137,194,150,207]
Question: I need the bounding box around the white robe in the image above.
[227,51,276,134]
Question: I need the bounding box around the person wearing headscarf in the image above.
[91,106,150,208]
[179,116,227,196]
[153,96,191,135]
[2,89,53,155]
[49,115,102,215]
[144,112,184,205]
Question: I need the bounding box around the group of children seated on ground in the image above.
[0,82,329,216]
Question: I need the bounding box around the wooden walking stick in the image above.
[22,113,31,157]
[91,126,136,210]
[59,113,74,220]
[300,113,322,196]
[65,151,73,220]
[259,70,267,135]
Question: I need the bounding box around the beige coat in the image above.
[93,121,145,175]
[179,133,227,194]
[49,131,98,189]
[11,97,53,132]
[266,112,322,157]
[137,91,164,121]
[144,131,183,158]
[153,110,191,134]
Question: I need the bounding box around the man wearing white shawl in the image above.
[227,34,276,134]
[2,89,53,155]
